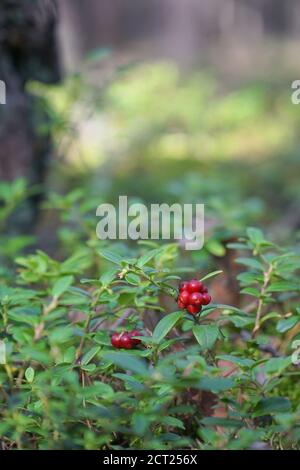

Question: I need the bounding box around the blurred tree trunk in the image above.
[0,0,60,222]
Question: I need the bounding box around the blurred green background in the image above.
[1,0,300,251]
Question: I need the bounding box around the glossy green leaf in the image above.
[193,324,219,350]
[152,311,182,344]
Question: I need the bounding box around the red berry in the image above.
[178,299,186,309]
[201,286,208,293]
[189,292,203,306]
[178,290,190,305]
[187,279,203,293]
[202,293,212,305]
[186,304,202,315]
[179,281,189,291]
[119,333,134,349]
[111,332,121,348]
[129,330,141,346]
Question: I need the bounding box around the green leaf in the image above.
[81,381,114,399]
[254,397,291,417]
[52,275,74,298]
[198,377,235,392]
[240,287,261,297]
[61,249,91,272]
[68,286,91,298]
[100,267,118,287]
[193,324,219,350]
[200,270,223,282]
[225,314,254,327]
[25,367,35,384]
[98,249,122,266]
[152,311,182,344]
[236,257,264,271]
[276,317,298,333]
[237,271,264,285]
[205,239,226,257]
[81,363,97,373]
[260,357,291,374]
[49,326,73,344]
[246,227,265,245]
[160,416,185,430]
[62,346,76,363]
[113,373,145,391]
[132,413,151,436]
[81,346,101,366]
[217,355,255,368]
[125,273,140,285]
[267,281,299,293]
[103,352,148,376]
[201,417,243,428]
[137,248,162,267]
[260,311,281,325]
[202,303,245,314]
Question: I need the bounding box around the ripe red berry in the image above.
[178,290,190,305]
[111,332,122,348]
[187,279,203,293]
[111,330,142,349]
[189,292,203,306]
[186,304,202,315]
[128,330,141,346]
[179,281,189,291]
[178,279,212,313]
[202,293,212,305]
[119,333,134,349]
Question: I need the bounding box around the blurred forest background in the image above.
[0,0,300,248]
[1,2,300,451]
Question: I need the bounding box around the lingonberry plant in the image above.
[0,188,299,450]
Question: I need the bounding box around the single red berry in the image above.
[202,293,212,305]
[189,292,203,306]
[178,299,186,309]
[179,281,189,291]
[129,330,141,346]
[187,279,203,293]
[201,285,208,293]
[119,332,134,349]
[186,304,202,315]
[111,332,121,348]
[178,290,190,305]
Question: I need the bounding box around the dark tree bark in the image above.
[0,0,60,217]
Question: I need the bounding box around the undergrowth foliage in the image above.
[0,183,299,450]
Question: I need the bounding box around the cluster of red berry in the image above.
[111,330,141,349]
[177,279,211,315]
